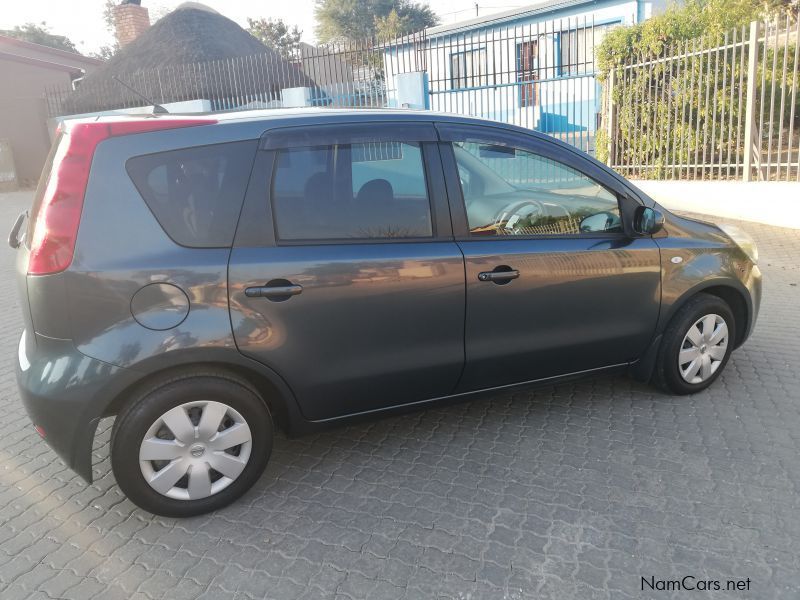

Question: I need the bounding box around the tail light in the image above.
[28,117,217,275]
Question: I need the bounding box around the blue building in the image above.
[383,0,667,153]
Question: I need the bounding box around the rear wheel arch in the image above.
[103,360,299,434]
[110,370,274,516]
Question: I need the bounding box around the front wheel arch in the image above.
[652,292,736,394]
[699,285,748,348]
[661,282,750,348]
[632,283,748,383]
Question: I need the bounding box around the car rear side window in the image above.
[271,142,433,241]
[127,141,257,247]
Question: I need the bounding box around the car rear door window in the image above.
[452,141,621,236]
[271,141,433,241]
[127,141,257,247]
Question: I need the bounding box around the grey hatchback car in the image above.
[12,109,761,516]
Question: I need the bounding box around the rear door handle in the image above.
[478,269,520,283]
[245,284,303,299]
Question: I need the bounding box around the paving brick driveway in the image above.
[0,190,798,600]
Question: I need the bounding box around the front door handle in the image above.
[478,269,520,283]
[245,283,303,300]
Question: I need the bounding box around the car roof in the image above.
[207,107,571,152]
[73,107,551,146]
[212,106,465,123]
[208,106,534,132]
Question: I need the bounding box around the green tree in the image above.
[100,0,121,59]
[90,45,118,60]
[375,9,416,40]
[103,0,117,34]
[247,17,303,59]
[0,22,78,53]
[315,0,438,42]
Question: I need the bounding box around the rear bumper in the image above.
[15,330,138,483]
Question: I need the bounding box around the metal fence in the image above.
[45,16,605,154]
[605,15,800,181]
[45,14,799,181]
[423,15,606,154]
[45,33,427,117]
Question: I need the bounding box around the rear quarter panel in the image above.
[65,123,261,369]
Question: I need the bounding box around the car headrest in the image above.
[356,179,394,205]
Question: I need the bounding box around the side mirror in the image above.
[633,206,664,236]
[580,212,620,233]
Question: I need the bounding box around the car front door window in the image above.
[452,141,622,237]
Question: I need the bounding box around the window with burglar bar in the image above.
[517,40,539,108]
[450,48,488,90]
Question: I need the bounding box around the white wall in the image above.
[634,180,800,229]
[641,0,671,19]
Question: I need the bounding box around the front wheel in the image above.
[111,372,273,517]
[653,294,736,395]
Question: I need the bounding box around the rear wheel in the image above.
[653,294,735,395]
[111,372,272,517]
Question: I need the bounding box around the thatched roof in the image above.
[62,4,317,114]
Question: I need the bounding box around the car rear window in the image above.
[126,141,257,247]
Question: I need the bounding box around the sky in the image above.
[0,0,533,55]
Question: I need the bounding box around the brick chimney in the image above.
[114,1,151,48]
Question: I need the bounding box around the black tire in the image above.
[653,293,736,395]
[111,370,273,517]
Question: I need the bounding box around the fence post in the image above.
[606,68,617,166]
[742,20,760,181]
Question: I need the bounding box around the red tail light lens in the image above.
[29,123,107,275]
[28,117,217,275]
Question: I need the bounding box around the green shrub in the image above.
[597,0,798,179]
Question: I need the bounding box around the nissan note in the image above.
[10,109,761,516]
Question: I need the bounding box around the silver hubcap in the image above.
[678,314,729,384]
[139,401,252,501]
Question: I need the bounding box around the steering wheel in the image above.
[493,199,546,229]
